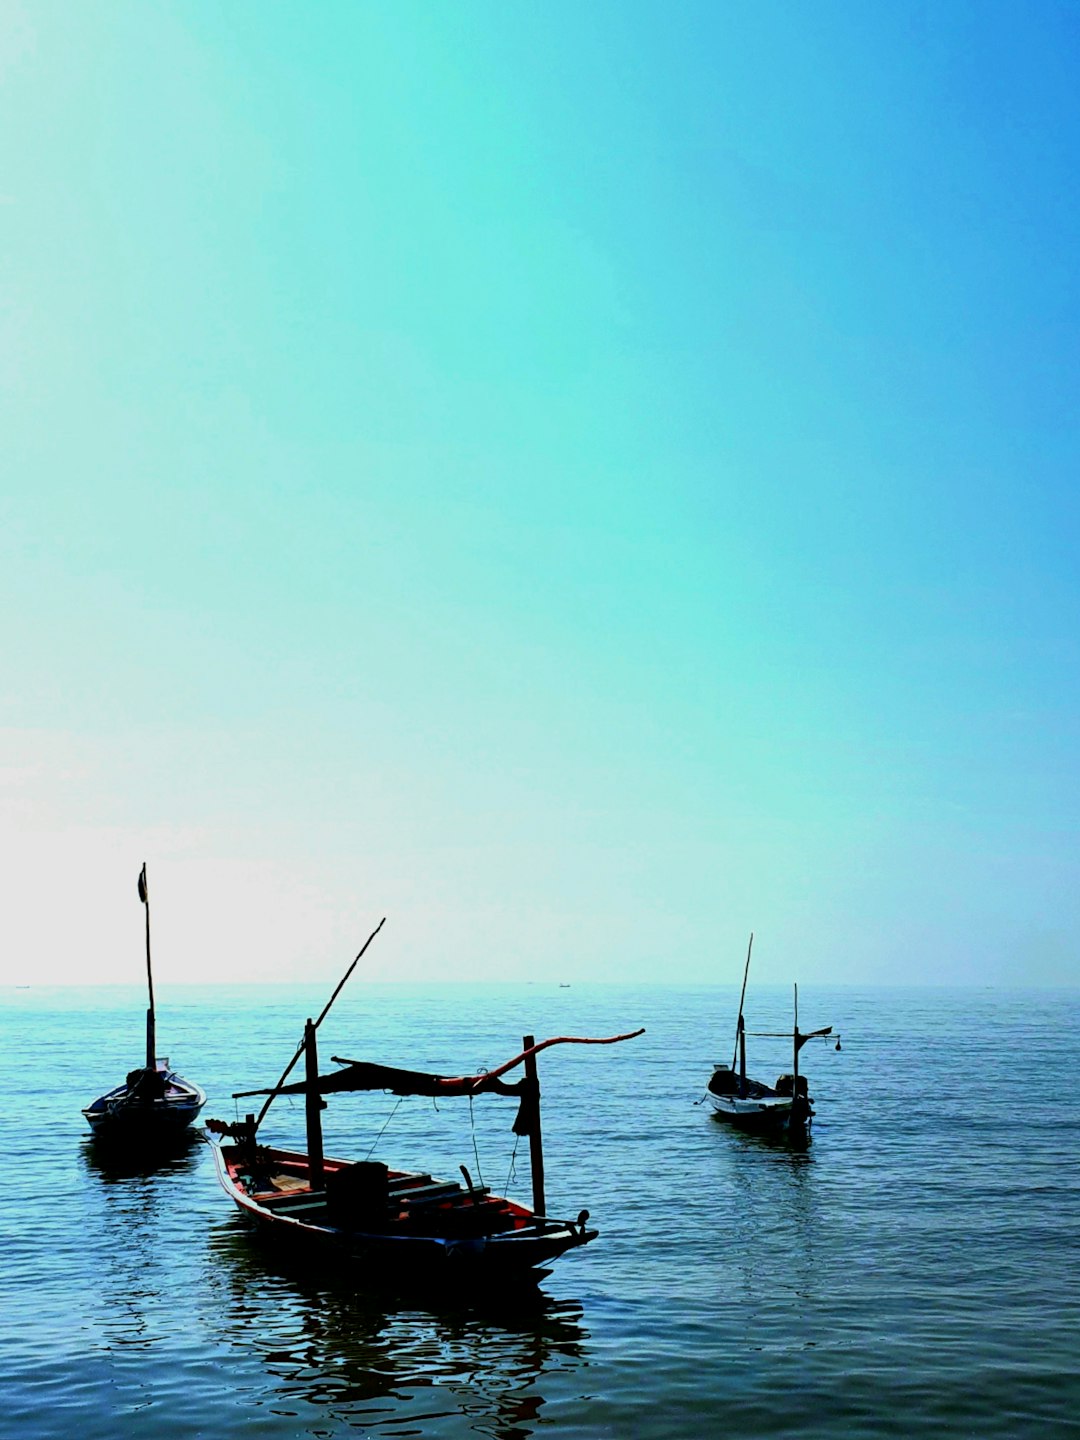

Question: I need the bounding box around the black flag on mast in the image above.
[138,864,148,905]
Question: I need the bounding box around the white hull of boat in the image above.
[706,1091,795,1132]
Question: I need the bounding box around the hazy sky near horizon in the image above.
[3,2,1079,989]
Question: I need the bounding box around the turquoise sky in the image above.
[3,1,1078,986]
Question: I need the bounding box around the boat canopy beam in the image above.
[747,1025,833,1051]
[233,1030,645,1102]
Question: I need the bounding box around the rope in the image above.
[504,1131,520,1196]
[364,1096,403,1160]
[468,1094,485,1189]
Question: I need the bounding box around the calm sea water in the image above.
[2,981,1078,1439]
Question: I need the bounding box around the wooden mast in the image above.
[252,917,386,1133]
[733,932,753,1097]
[304,1019,326,1191]
[522,1032,546,1217]
[793,983,801,1089]
[732,933,753,1069]
[138,862,155,1070]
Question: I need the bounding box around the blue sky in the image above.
[3,1,1079,986]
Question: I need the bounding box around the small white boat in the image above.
[706,934,833,1137]
[83,864,206,1145]
[705,1063,811,1133]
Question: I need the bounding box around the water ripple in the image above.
[2,983,1079,1437]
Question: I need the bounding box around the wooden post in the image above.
[737,1015,747,1097]
[791,985,810,1130]
[304,1019,325,1191]
[793,984,800,1088]
[522,1033,545,1218]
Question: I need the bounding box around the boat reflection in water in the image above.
[704,1079,830,1319]
[205,1222,590,1440]
[78,1136,208,1362]
[82,1126,205,1176]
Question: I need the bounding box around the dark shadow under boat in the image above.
[82,1125,204,1179]
[708,1106,814,1152]
[209,1201,591,1309]
[207,1220,590,1439]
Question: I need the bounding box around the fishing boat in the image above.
[705,934,834,1136]
[206,919,642,1284]
[82,864,206,1143]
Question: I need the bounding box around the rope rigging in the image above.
[363,1095,404,1161]
[468,1093,485,1190]
[354,1082,504,1193]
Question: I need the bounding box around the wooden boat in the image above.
[705,934,833,1136]
[83,1061,206,1141]
[83,864,206,1143]
[207,920,642,1284]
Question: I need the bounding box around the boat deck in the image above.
[223,1149,582,1245]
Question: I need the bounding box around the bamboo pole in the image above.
[252,917,386,1130]
[139,863,156,1070]
[304,1019,325,1191]
[731,932,753,1071]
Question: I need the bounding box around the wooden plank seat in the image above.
[385,1172,433,1191]
[387,1180,463,1204]
[396,1183,491,1209]
[403,1193,516,1238]
[254,1179,498,1225]
[256,1190,329,1212]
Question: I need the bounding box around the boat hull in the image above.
[706,1092,797,1133]
[209,1141,596,1283]
[705,1062,811,1135]
[83,1068,206,1142]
